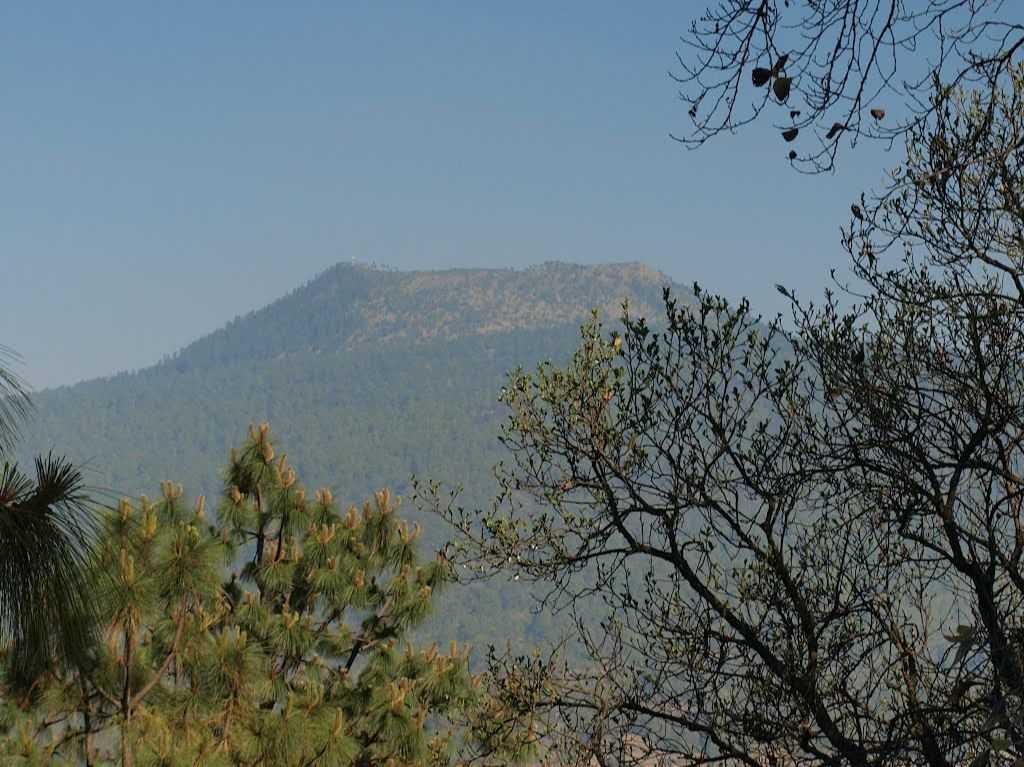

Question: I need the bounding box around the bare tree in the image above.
[673,0,1023,172]
[429,68,1024,766]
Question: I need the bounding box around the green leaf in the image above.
[990,736,1010,751]
[969,749,990,767]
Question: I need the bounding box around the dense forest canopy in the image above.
[15,263,690,656]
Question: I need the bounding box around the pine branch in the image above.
[130,607,186,709]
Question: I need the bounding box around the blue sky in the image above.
[2,1,891,388]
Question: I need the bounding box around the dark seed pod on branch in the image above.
[773,77,792,103]
[782,127,799,142]
[826,122,846,140]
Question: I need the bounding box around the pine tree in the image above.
[0,346,96,682]
[0,424,521,767]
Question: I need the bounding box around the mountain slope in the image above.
[20,261,687,648]
[167,261,670,373]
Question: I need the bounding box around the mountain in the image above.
[19,261,687,649]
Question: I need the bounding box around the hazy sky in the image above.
[2,2,893,389]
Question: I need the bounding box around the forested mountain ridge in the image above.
[25,262,680,498]
[158,261,671,374]
[19,261,687,650]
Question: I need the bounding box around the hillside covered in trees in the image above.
[17,261,687,651]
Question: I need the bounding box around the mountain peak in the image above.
[169,261,680,374]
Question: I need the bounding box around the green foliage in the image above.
[0,345,97,684]
[17,263,687,654]
[0,346,31,454]
[0,426,526,766]
[440,71,1024,767]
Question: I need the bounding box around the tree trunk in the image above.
[80,677,94,767]
[121,623,134,767]
[121,720,133,767]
